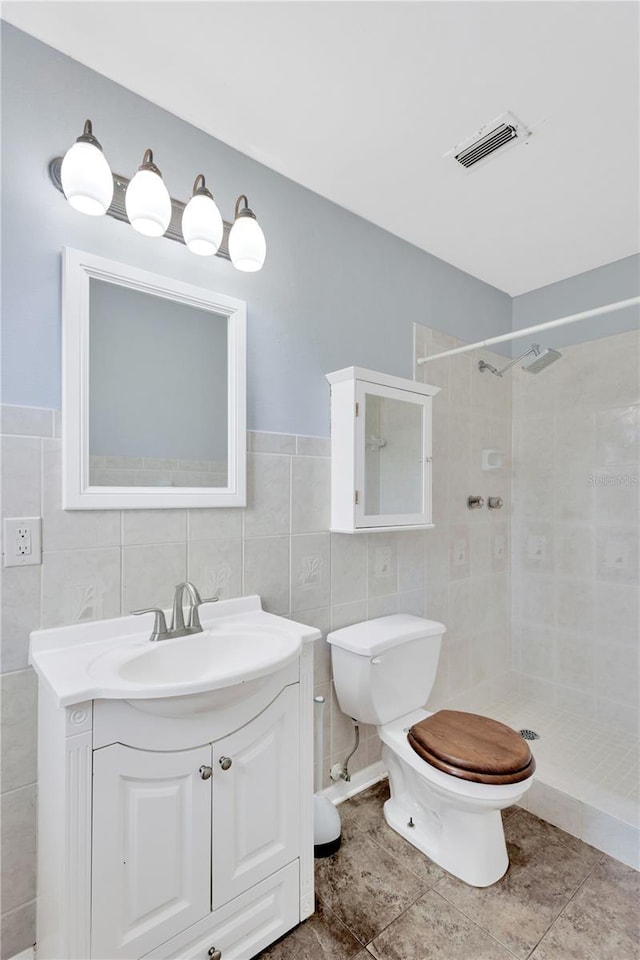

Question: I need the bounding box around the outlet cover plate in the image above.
[3,517,42,567]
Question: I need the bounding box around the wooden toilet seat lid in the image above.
[408,710,535,785]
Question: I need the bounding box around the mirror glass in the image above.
[62,248,246,510]
[89,279,228,488]
[364,393,423,515]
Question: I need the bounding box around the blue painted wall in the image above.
[1,23,512,436]
[511,255,640,355]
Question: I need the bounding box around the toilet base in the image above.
[382,741,524,887]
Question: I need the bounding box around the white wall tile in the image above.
[296,436,331,457]
[187,508,242,541]
[243,536,290,614]
[42,547,121,627]
[397,530,426,592]
[122,510,187,545]
[291,456,330,533]
[291,533,330,613]
[187,539,242,602]
[248,431,296,455]
[243,453,291,538]
[121,542,186,614]
[1,785,37,913]
[368,594,398,619]
[0,899,36,960]
[582,806,640,871]
[42,440,121,551]
[1,566,41,673]
[0,670,37,793]
[330,533,367,605]
[367,532,398,598]
[1,437,40,518]
[330,600,367,632]
[525,781,582,839]
[1,404,52,437]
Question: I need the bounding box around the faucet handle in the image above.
[189,595,219,630]
[132,607,169,642]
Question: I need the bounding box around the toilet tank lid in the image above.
[327,615,446,656]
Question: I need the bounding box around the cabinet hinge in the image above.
[355,402,359,417]
[355,490,360,505]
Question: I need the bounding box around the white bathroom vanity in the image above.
[30,596,319,960]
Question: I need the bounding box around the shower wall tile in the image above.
[512,328,640,730]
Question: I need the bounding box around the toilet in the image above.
[327,614,535,887]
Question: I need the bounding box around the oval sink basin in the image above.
[117,629,290,686]
[29,596,321,713]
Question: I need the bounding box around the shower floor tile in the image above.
[254,780,638,960]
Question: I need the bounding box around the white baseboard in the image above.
[319,761,387,805]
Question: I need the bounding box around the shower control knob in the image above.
[208,948,222,960]
[467,495,484,510]
[488,497,504,509]
[219,756,232,771]
[199,765,212,780]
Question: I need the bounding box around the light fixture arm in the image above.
[234,193,257,220]
[48,156,233,261]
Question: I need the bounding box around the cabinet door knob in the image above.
[199,765,212,780]
[208,948,222,960]
[219,756,232,771]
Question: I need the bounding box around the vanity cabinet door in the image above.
[212,685,300,907]
[91,743,212,960]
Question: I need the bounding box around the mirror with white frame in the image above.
[62,248,246,509]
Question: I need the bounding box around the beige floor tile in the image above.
[255,897,363,959]
[314,827,427,944]
[435,810,600,959]
[342,780,444,886]
[368,888,518,960]
[530,855,640,960]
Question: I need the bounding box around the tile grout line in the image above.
[522,849,606,959]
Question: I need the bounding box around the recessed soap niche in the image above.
[482,449,505,470]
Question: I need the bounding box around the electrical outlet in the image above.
[3,517,42,567]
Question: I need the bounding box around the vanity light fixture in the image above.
[182,174,224,256]
[228,194,267,272]
[60,120,114,216]
[50,120,266,269]
[125,149,172,237]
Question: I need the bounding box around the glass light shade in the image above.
[60,140,113,216]
[228,215,266,272]
[182,193,224,256]
[125,168,172,237]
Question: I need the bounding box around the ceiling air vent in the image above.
[447,111,530,171]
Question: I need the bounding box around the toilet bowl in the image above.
[327,615,535,887]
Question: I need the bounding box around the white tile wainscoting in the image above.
[1,371,512,958]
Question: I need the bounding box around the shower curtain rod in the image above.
[416,296,640,365]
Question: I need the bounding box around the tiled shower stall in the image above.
[422,323,640,868]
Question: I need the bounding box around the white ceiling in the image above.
[4,1,639,295]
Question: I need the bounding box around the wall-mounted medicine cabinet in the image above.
[326,367,440,533]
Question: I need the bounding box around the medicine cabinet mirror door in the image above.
[62,247,246,509]
[354,382,432,528]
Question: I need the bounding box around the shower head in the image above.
[478,343,562,377]
[522,344,562,374]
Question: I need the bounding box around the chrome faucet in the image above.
[132,581,218,641]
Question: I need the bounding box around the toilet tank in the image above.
[327,615,446,725]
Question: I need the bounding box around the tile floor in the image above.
[254,780,639,960]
